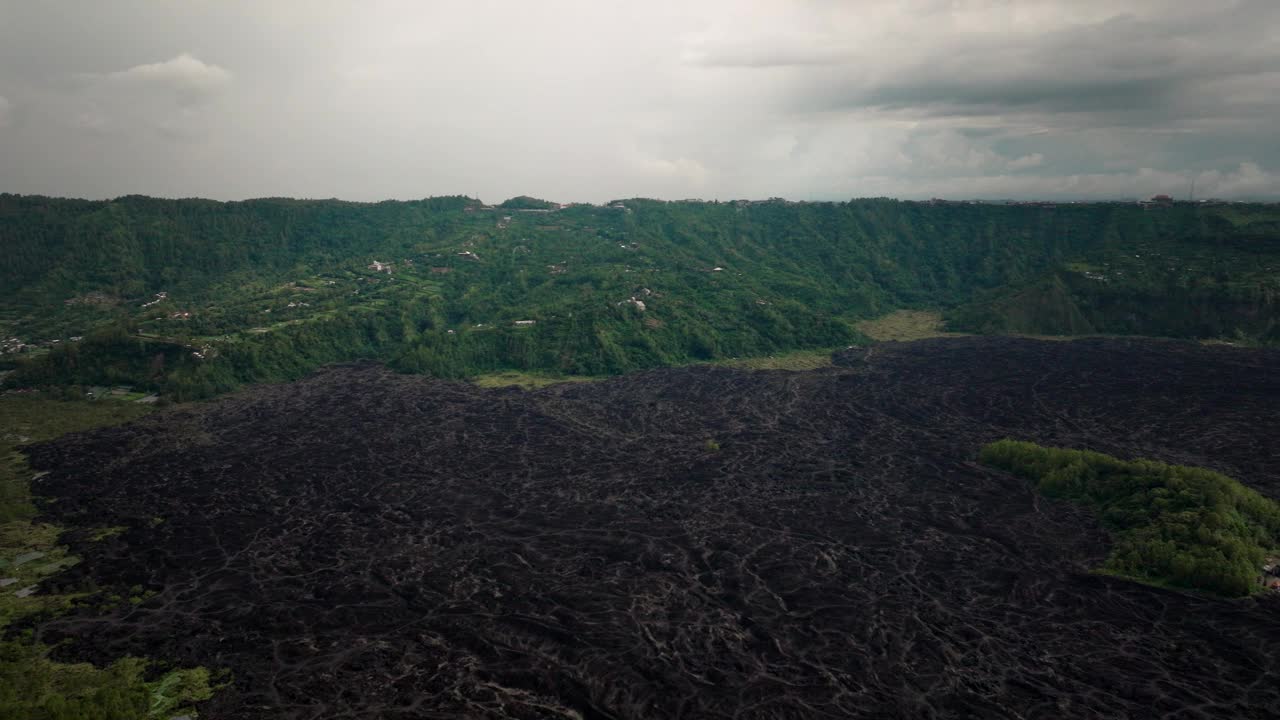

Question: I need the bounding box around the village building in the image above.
[1262,558,1280,590]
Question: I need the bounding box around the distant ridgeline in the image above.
[2,194,1278,399]
[981,440,1280,597]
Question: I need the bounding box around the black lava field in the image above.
[25,337,1280,719]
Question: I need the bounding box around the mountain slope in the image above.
[3,195,1278,397]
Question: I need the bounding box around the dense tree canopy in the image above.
[981,440,1280,597]
[3,195,1278,398]
[497,195,558,210]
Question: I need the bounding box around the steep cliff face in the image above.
[952,272,1280,343]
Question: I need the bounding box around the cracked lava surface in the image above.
[23,336,1280,719]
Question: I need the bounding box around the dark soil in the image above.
[25,337,1280,719]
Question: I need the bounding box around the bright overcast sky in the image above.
[1,0,1278,202]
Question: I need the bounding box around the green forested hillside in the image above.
[950,204,1280,342]
[2,194,1278,398]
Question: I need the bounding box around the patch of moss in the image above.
[0,641,218,720]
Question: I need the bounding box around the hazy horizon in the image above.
[5,190,1268,206]
[3,1,1279,202]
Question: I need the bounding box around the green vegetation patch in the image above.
[715,347,837,371]
[470,371,600,390]
[0,644,217,720]
[0,395,220,718]
[0,522,83,629]
[1,397,153,633]
[2,395,152,522]
[981,440,1280,597]
[856,310,966,342]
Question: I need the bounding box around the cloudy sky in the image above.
[1,0,1278,202]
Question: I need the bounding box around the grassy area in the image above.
[1,396,153,523]
[0,395,221,718]
[715,348,837,371]
[860,309,1089,344]
[856,310,967,342]
[470,371,601,390]
[471,348,839,387]
[0,647,219,720]
[1,395,154,630]
[0,522,82,629]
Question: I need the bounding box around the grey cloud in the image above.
[100,54,232,105]
[798,5,1280,121]
[0,1,1276,201]
[854,162,1280,201]
[684,39,850,68]
[1006,153,1044,171]
[0,95,11,128]
[854,75,1184,116]
[51,53,234,141]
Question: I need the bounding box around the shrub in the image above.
[981,440,1280,596]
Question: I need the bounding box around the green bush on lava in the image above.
[980,440,1280,597]
[0,641,217,720]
